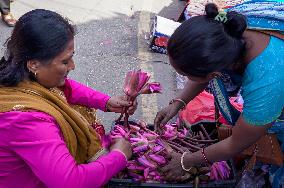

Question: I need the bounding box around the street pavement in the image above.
[0,0,185,131]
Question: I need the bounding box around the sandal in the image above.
[2,13,17,27]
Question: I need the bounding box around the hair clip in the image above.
[214,10,228,23]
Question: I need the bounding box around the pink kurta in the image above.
[0,79,127,188]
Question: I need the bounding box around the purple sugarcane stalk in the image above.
[179,139,202,151]
[185,137,218,144]
[155,147,166,155]
[199,131,205,140]
[167,143,185,153]
[184,138,205,148]
[168,140,190,152]
[200,124,211,140]
[167,140,185,149]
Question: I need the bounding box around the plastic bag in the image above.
[179,91,243,125]
[236,170,265,188]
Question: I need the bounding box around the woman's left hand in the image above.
[106,95,137,114]
[159,151,189,182]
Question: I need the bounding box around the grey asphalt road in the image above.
[0,0,185,131]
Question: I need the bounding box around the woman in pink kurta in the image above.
[0,79,130,188]
[0,9,134,188]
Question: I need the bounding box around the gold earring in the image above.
[34,72,37,77]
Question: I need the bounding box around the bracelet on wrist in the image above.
[201,148,212,166]
[169,98,187,110]
[180,152,193,172]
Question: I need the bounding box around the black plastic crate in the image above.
[108,160,237,188]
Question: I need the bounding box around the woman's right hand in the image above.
[154,81,206,133]
[110,138,132,159]
[154,103,181,133]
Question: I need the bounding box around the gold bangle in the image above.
[87,148,109,163]
[169,98,187,110]
[180,152,192,172]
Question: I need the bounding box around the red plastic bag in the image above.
[179,91,243,125]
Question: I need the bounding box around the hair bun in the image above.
[205,3,219,19]
[225,11,247,38]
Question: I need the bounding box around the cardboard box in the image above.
[149,16,181,54]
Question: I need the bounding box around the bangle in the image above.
[169,98,187,110]
[180,152,193,172]
[201,148,212,166]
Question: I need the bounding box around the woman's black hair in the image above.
[168,3,247,77]
[0,9,75,86]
